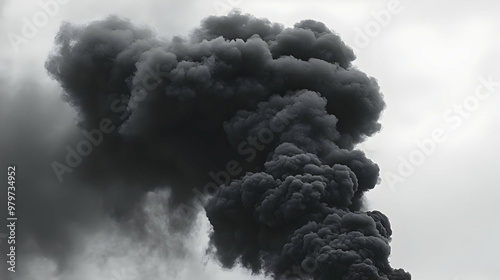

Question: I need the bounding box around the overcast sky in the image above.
[1,1,499,280]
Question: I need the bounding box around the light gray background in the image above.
[1,0,499,279]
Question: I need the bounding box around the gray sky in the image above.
[1,0,499,279]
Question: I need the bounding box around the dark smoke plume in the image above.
[45,12,410,279]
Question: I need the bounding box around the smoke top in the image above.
[41,12,410,279]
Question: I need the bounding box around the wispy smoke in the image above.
[43,12,410,279]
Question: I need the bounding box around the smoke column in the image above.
[45,12,411,279]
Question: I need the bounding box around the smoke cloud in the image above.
[43,12,410,279]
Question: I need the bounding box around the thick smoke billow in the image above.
[45,12,410,279]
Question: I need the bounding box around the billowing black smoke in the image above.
[45,12,410,279]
